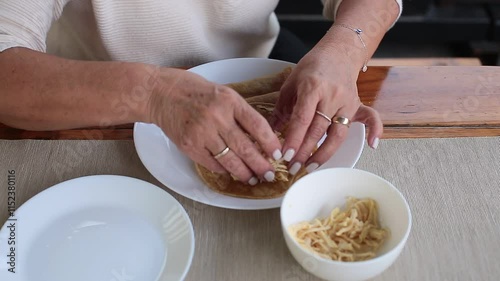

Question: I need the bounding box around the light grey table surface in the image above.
[0,137,499,281]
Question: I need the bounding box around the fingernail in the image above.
[272,149,282,161]
[306,163,319,173]
[248,177,258,186]
[372,137,380,149]
[283,149,295,162]
[264,171,275,182]
[289,162,302,176]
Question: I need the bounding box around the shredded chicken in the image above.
[250,104,292,183]
[268,130,290,182]
[271,158,289,182]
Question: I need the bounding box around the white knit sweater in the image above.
[0,0,402,67]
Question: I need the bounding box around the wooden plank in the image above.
[2,126,498,140]
[357,66,500,126]
[368,58,482,66]
[0,128,134,140]
[0,123,133,130]
[382,127,500,139]
[2,66,500,140]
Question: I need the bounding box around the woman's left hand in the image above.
[271,46,383,175]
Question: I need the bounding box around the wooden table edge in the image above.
[1,126,499,140]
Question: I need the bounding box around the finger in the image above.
[269,89,294,132]
[287,109,333,176]
[191,149,227,174]
[305,110,354,173]
[221,123,276,182]
[353,105,383,149]
[280,89,320,163]
[235,101,283,162]
[269,107,289,133]
[207,141,257,185]
[176,133,226,174]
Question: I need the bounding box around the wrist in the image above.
[146,67,187,126]
[131,64,162,124]
[99,62,160,126]
[315,26,367,74]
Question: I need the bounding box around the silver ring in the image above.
[333,116,351,127]
[213,146,230,159]
[315,110,332,124]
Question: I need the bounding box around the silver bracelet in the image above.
[332,23,368,72]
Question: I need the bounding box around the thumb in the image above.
[352,105,384,149]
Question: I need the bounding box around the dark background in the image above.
[275,0,500,65]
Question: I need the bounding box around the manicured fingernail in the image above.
[283,149,295,162]
[248,177,258,186]
[372,138,380,149]
[272,149,282,161]
[289,162,302,176]
[306,163,319,173]
[264,171,275,182]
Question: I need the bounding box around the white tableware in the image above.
[281,168,412,281]
[0,175,195,281]
[134,57,366,210]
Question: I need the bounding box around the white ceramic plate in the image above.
[133,58,365,210]
[0,175,194,281]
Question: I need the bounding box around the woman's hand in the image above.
[271,45,383,175]
[148,68,282,184]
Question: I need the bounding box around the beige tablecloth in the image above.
[1,137,499,281]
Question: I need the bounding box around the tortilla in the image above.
[225,67,293,99]
[195,102,307,199]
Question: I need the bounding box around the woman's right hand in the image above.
[147,68,282,185]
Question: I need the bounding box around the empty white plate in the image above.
[0,175,195,281]
[133,58,365,210]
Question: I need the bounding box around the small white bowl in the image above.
[281,168,411,281]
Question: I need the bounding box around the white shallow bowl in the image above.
[134,57,366,210]
[281,168,412,281]
[0,175,195,281]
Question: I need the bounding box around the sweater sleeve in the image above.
[0,0,71,52]
[322,0,403,29]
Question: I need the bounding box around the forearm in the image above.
[315,0,401,71]
[0,48,159,130]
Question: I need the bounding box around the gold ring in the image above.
[213,146,230,159]
[333,116,351,127]
[315,110,332,124]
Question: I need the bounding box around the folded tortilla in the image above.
[195,102,307,199]
[226,67,293,99]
